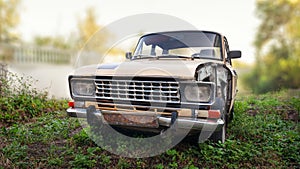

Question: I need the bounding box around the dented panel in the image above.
[197,63,229,102]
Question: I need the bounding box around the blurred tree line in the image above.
[0,1,127,65]
[245,0,300,93]
[0,0,20,61]
[0,0,20,43]
[0,0,122,54]
[34,7,111,53]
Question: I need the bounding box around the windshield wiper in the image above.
[132,54,157,60]
[133,54,198,60]
[157,54,197,60]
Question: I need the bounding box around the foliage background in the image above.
[244,0,300,93]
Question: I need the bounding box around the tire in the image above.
[210,121,226,143]
[228,105,234,123]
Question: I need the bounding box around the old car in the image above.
[67,30,241,143]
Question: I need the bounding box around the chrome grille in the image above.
[95,78,180,103]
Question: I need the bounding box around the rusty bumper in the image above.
[66,107,224,132]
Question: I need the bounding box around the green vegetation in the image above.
[0,75,299,168]
[0,73,68,126]
[245,0,300,93]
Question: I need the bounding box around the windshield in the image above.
[133,31,222,60]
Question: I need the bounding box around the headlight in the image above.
[181,82,214,103]
[71,79,95,96]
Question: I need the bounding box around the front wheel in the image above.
[227,105,235,123]
[210,122,226,143]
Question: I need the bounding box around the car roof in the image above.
[139,30,223,50]
[141,30,223,38]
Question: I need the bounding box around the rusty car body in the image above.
[67,30,241,143]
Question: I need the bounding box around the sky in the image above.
[18,0,259,63]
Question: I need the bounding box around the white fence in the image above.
[0,43,76,64]
[13,47,74,64]
[0,43,105,67]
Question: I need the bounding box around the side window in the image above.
[155,45,163,55]
[141,42,152,55]
[139,43,163,56]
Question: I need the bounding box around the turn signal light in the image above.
[208,110,221,119]
[68,101,75,108]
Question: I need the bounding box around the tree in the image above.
[245,0,300,93]
[33,36,72,49]
[0,0,21,43]
[77,7,109,53]
[76,7,125,66]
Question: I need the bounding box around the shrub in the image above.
[0,72,67,125]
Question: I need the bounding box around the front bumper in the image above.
[67,107,224,132]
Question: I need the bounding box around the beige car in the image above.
[67,30,241,143]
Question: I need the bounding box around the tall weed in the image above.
[0,72,67,125]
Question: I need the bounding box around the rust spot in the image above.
[103,113,159,128]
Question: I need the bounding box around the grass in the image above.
[0,75,299,168]
[0,73,68,126]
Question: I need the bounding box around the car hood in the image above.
[74,59,221,80]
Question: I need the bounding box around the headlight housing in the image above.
[180,82,215,104]
[70,79,95,97]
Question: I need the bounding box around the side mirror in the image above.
[125,52,132,60]
[228,50,242,59]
